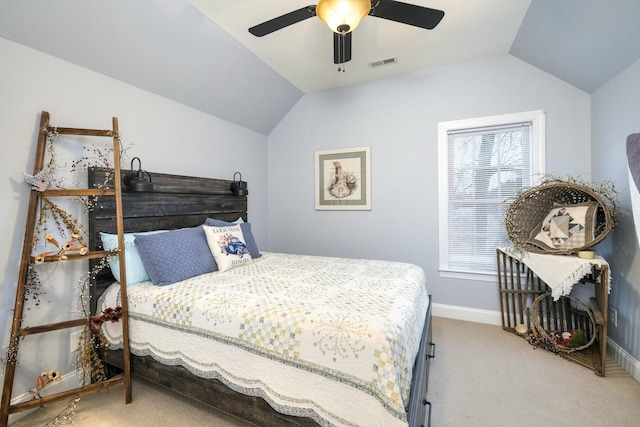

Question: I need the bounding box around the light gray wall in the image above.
[0,37,268,405]
[267,54,591,311]
[592,57,640,367]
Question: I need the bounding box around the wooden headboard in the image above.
[87,167,248,312]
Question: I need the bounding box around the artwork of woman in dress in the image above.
[315,147,370,210]
[328,161,358,199]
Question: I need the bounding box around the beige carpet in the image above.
[428,318,640,426]
[10,317,640,426]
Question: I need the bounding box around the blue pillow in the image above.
[100,231,167,286]
[204,219,261,259]
[134,225,218,286]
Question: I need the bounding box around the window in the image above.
[438,110,545,280]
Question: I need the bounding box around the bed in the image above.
[88,167,434,427]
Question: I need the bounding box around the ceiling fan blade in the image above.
[249,6,316,37]
[371,0,444,30]
[334,31,352,64]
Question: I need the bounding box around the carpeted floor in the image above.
[10,316,640,426]
[8,374,253,427]
[427,317,640,426]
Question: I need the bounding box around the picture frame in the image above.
[315,146,371,210]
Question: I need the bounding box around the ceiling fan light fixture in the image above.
[316,0,371,34]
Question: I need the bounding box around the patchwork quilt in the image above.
[100,252,429,427]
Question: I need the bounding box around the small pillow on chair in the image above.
[529,202,598,252]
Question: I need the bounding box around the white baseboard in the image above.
[607,337,640,383]
[8,371,78,425]
[432,302,503,326]
[432,303,640,384]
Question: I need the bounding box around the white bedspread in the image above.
[99,252,429,427]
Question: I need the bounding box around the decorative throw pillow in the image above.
[100,230,167,286]
[204,218,261,259]
[530,202,598,251]
[134,225,218,286]
[203,225,253,272]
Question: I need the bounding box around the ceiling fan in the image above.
[248,0,445,66]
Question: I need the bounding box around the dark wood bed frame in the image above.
[88,167,435,426]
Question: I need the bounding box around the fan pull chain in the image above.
[338,30,346,73]
[342,31,346,72]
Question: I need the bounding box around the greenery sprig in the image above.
[69,140,134,213]
[73,258,112,385]
[535,174,619,218]
[24,265,49,308]
[32,197,87,255]
[75,323,108,385]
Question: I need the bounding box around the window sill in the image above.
[439,269,498,282]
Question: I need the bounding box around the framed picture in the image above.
[315,146,371,210]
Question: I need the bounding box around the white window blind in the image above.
[438,111,545,279]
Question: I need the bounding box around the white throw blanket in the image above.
[502,248,610,300]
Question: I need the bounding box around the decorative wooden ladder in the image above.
[0,111,131,426]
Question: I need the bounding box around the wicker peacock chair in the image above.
[505,179,615,255]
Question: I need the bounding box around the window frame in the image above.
[437,110,546,281]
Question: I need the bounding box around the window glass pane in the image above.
[439,111,544,277]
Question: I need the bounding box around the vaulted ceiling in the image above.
[1,0,639,135]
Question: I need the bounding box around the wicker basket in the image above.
[530,292,597,353]
[505,181,614,254]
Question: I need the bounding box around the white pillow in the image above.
[203,224,253,272]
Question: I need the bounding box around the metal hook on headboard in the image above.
[230,172,248,196]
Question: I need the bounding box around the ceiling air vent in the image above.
[368,57,398,68]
